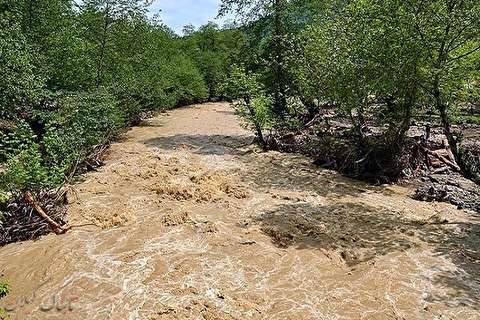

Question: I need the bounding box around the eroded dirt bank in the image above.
[0,102,479,319]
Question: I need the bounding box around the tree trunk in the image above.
[393,84,416,146]
[397,104,412,142]
[272,0,287,118]
[245,97,267,150]
[357,105,367,130]
[349,109,366,146]
[433,77,466,174]
[300,96,317,121]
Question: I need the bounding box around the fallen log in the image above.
[420,146,461,171]
[431,166,450,174]
[24,192,71,235]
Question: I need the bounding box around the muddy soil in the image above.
[0,102,479,320]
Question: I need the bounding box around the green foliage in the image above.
[169,55,209,105]
[224,66,273,147]
[0,91,121,194]
[0,122,36,162]
[223,66,263,101]
[0,280,9,320]
[452,115,480,125]
[220,0,479,180]
[0,145,58,194]
[220,0,320,119]
[41,91,121,170]
[2,0,476,193]
[181,22,246,100]
[0,281,8,299]
[305,1,424,118]
[0,11,43,121]
[243,95,274,132]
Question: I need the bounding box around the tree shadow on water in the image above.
[424,220,480,308]
[255,201,480,309]
[143,134,254,156]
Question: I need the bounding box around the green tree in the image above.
[411,0,480,178]
[79,0,149,88]
[0,11,42,121]
[220,0,292,118]
[180,22,246,100]
[224,66,273,149]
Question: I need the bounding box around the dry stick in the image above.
[24,192,71,235]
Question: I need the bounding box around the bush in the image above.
[0,121,37,162]
[0,90,122,195]
[169,55,209,106]
[0,280,9,320]
[41,90,121,171]
[0,145,58,194]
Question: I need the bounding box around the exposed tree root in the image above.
[24,192,70,235]
[0,189,68,246]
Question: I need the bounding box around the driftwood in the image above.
[421,145,461,172]
[442,139,456,163]
[431,166,450,174]
[24,192,71,235]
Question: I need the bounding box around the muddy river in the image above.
[0,102,479,319]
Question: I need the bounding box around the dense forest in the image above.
[221,0,480,183]
[0,0,244,198]
[0,0,479,239]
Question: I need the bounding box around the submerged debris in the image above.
[413,175,480,213]
[0,190,68,246]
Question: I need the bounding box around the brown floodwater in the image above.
[0,102,479,319]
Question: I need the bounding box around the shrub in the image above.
[41,90,121,172]
[0,145,58,194]
[0,121,37,162]
[0,90,122,195]
[169,55,209,106]
[0,281,9,299]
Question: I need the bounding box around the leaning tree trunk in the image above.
[433,79,469,176]
[244,96,267,151]
[299,96,317,121]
